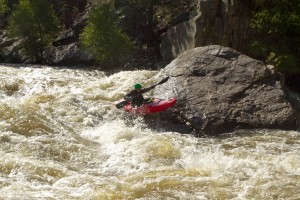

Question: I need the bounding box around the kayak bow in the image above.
[123,98,176,114]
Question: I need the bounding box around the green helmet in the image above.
[134,83,142,89]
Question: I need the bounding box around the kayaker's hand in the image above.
[145,98,154,103]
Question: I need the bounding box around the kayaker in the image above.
[124,83,155,107]
[115,76,169,109]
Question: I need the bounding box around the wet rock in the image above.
[44,42,95,65]
[160,0,254,61]
[0,30,31,63]
[0,134,11,143]
[154,45,299,135]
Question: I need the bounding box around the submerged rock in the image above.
[154,45,299,135]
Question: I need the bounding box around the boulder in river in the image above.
[154,45,299,135]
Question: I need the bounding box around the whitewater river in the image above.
[0,65,299,199]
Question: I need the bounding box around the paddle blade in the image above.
[115,100,128,109]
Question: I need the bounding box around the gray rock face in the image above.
[44,42,95,65]
[155,45,299,135]
[160,0,254,61]
[0,30,31,63]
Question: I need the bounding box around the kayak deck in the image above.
[123,98,176,114]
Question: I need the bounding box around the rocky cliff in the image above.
[160,0,254,62]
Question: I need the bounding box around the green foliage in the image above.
[129,0,193,33]
[8,0,60,61]
[251,0,300,73]
[80,4,133,64]
[0,0,8,17]
[267,53,300,73]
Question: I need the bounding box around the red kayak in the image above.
[123,98,176,114]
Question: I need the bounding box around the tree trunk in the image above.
[146,0,154,44]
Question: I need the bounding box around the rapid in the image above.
[0,65,299,200]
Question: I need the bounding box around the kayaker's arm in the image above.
[124,95,132,101]
[124,84,155,100]
[117,92,136,108]
[140,85,156,94]
[141,77,169,93]
[124,90,138,101]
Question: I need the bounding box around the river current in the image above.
[0,65,299,199]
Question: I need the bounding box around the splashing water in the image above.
[0,65,299,199]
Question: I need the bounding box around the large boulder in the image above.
[154,45,299,135]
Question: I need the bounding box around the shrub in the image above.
[8,0,60,62]
[80,4,133,65]
[0,0,8,17]
[251,0,300,73]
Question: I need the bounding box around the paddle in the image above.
[115,76,169,109]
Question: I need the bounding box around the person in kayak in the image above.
[124,83,155,107]
[115,76,169,109]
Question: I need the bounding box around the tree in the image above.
[251,0,300,73]
[80,3,133,64]
[8,0,60,62]
[0,0,8,17]
[126,0,192,44]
